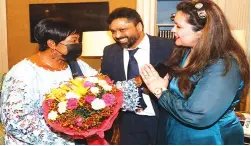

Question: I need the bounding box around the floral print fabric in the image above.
[0,59,97,145]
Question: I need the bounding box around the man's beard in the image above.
[115,35,139,48]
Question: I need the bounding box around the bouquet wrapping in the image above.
[42,73,123,145]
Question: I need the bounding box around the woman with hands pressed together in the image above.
[140,0,249,145]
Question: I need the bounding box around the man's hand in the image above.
[133,76,143,87]
[141,87,150,94]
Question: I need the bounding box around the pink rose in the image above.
[85,96,96,103]
[83,81,94,88]
[102,93,115,106]
[67,98,78,110]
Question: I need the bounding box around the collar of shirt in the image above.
[122,34,155,116]
[123,34,150,80]
[125,34,150,51]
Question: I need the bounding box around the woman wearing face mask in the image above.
[0,18,97,145]
[140,0,249,145]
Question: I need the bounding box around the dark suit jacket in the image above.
[101,35,174,118]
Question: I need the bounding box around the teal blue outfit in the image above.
[157,51,244,145]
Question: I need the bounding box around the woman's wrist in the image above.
[153,87,167,98]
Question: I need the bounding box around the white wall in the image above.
[136,0,157,36]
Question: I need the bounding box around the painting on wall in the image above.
[29,2,109,43]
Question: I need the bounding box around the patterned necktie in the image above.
[127,48,147,110]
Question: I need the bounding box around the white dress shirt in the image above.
[123,34,155,116]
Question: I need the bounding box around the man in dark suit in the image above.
[101,7,174,145]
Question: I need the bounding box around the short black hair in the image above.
[107,7,144,28]
[34,18,77,51]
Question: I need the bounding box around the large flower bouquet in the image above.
[42,73,123,145]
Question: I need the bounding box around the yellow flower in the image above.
[60,84,72,91]
[70,78,83,87]
[68,78,88,96]
[46,88,67,102]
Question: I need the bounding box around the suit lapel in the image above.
[115,46,126,81]
[149,35,159,66]
[148,35,161,118]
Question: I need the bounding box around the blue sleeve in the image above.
[158,59,242,128]
[100,46,109,75]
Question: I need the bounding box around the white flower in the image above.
[48,111,58,120]
[91,98,106,110]
[98,80,112,91]
[58,101,67,114]
[102,84,112,91]
[85,77,98,83]
[115,82,123,90]
[98,80,107,86]
[90,87,100,94]
[65,92,80,99]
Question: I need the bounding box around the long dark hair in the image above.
[167,0,250,98]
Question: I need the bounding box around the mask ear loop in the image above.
[52,43,66,59]
[58,43,68,55]
[51,49,56,59]
[54,45,68,62]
